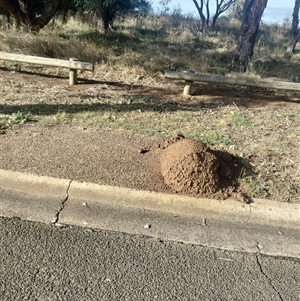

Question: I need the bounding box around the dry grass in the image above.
[0,14,299,202]
[1,14,299,78]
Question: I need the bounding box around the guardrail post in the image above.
[69,58,78,85]
[183,81,193,96]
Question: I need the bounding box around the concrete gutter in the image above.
[1,169,299,258]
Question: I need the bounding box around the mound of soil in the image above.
[159,135,249,203]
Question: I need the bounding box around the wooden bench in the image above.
[165,71,300,96]
[0,52,94,85]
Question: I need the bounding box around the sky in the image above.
[151,0,296,23]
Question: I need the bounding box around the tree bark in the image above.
[0,0,62,31]
[284,0,300,58]
[231,0,268,72]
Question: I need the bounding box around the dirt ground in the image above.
[0,65,299,203]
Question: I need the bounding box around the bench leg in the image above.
[183,81,192,96]
[69,58,78,85]
[69,68,77,85]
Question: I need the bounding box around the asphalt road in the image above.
[1,217,299,301]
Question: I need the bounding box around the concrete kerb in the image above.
[1,169,70,224]
[67,180,300,228]
[1,168,299,229]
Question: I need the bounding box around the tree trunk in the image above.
[284,0,300,58]
[95,0,117,32]
[231,0,268,72]
[211,0,236,29]
[192,0,208,31]
[0,0,62,31]
[192,0,236,31]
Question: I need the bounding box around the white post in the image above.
[183,81,193,96]
[69,58,78,85]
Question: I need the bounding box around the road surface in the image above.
[1,216,299,301]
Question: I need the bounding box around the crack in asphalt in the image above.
[256,244,284,301]
[53,180,72,225]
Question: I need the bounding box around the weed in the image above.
[219,134,235,145]
[230,111,250,127]
[292,130,300,136]
[0,112,33,131]
[129,95,148,104]
[238,157,251,168]
[10,112,33,125]
[189,131,219,146]
[289,184,300,194]
[0,116,9,127]
[249,179,271,196]
[190,132,234,146]
[281,110,300,119]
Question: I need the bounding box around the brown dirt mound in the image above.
[159,135,250,203]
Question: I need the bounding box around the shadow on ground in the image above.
[0,67,299,118]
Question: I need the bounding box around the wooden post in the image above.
[183,81,193,96]
[69,58,78,85]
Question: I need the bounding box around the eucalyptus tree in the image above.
[191,0,236,31]
[285,0,300,58]
[231,0,268,72]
